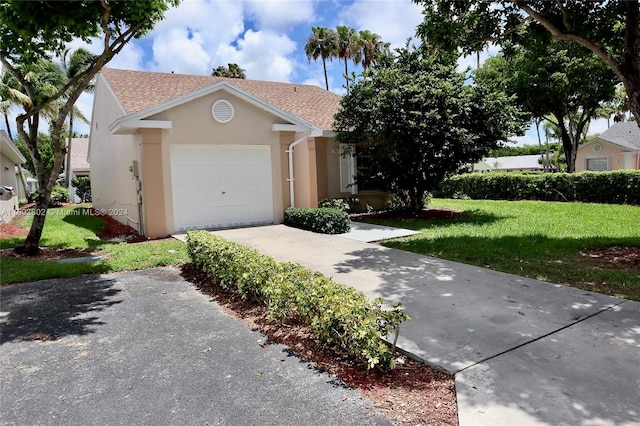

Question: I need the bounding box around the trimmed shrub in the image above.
[284,207,351,234]
[436,170,640,205]
[33,186,70,207]
[186,231,409,370]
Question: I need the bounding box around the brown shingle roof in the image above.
[101,68,342,130]
[70,138,89,171]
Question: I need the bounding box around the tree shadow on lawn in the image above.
[380,234,640,299]
[358,209,509,231]
[0,274,122,344]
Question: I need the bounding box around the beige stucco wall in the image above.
[89,75,142,232]
[145,92,292,235]
[576,140,638,172]
[0,154,20,222]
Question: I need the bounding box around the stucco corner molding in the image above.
[110,119,173,135]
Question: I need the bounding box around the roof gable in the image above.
[100,68,341,131]
[595,122,640,150]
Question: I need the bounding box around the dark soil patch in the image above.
[351,207,465,221]
[582,246,640,275]
[181,264,459,426]
[0,246,95,260]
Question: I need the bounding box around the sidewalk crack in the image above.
[453,300,628,375]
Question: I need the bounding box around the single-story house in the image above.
[67,137,90,203]
[576,121,640,172]
[473,155,545,173]
[0,130,26,222]
[90,68,385,238]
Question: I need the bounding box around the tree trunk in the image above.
[16,164,31,201]
[65,111,73,187]
[344,60,349,93]
[322,58,329,91]
[534,118,546,172]
[624,76,640,126]
[555,113,577,173]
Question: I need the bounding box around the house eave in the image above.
[110,120,173,135]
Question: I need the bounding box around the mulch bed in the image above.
[582,246,640,275]
[181,264,459,426]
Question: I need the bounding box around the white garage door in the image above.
[171,145,274,231]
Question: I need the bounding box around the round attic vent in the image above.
[212,99,234,123]
[593,143,602,152]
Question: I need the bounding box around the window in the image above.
[585,157,609,171]
[593,143,602,152]
[355,146,382,192]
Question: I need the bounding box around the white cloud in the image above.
[148,0,245,74]
[245,0,315,31]
[217,29,296,82]
[341,0,423,48]
[150,28,212,74]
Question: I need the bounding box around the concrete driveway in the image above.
[197,224,640,426]
[0,268,388,426]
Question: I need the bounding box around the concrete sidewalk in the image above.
[0,268,388,425]
[198,224,640,426]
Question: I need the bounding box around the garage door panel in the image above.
[171,145,274,231]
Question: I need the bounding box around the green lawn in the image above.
[1,206,188,284]
[359,199,640,301]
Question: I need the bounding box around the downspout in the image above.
[286,131,312,208]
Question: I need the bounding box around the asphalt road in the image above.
[0,268,389,426]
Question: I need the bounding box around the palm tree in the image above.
[1,69,32,199]
[336,25,361,92]
[211,63,246,79]
[60,48,95,187]
[358,30,387,70]
[304,26,338,91]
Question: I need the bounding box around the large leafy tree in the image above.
[304,26,339,91]
[211,63,246,79]
[474,34,618,172]
[414,0,640,126]
[0,0,179,254]
[334,44,527,211]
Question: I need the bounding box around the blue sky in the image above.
[4,0,608,144]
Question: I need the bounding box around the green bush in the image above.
[284,207,351,234]
[71,176,92,202]
[186,231,409,370]
[33,186,70,207]
[436,170,640,204]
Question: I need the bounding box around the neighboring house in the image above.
[90,68,384,238]
[576,122,640,172]
[67,137,90,203]
[473,155,545,173]
[0,130,26,222]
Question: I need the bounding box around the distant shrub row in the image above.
[284,207,351,234]
[186,231,408,370]
[435,171,640,205]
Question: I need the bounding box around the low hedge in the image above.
[435,170,640,204]
[186,231,408,370]
[284,207,351,234]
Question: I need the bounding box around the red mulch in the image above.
[181,264,459,426]
[0,223,29,238]
[90,208,147,243]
